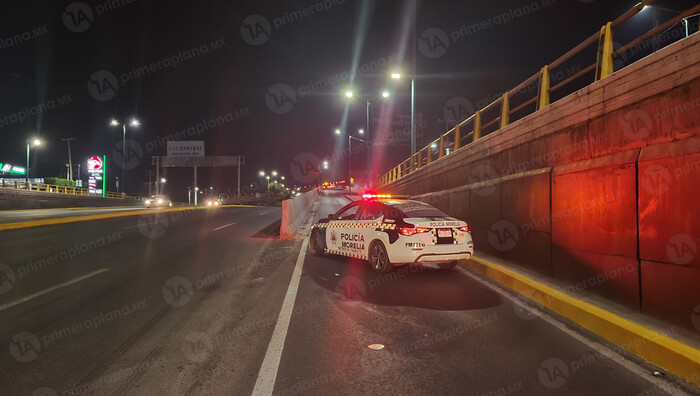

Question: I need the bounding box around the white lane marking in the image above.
[213,222,236,231]
[0,268,109,312]
[258,211,269,215]
[456,266,689,396]
[252,237,309,396]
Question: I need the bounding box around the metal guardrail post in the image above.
[537,66,550,110]
[454,125,461,151]
[417,149,423,169]
[474,111,482,141]
[500,93,510,129]
[595,22,614,81]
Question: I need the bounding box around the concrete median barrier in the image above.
[280,189,320,239]
[0,188,143,210]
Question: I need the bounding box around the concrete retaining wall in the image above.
[0,188,143,210]
[389,33,700,329]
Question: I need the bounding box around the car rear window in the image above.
[394,201,448,218]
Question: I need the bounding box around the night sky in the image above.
[1,0,697,199]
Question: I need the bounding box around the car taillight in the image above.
[459,225,471,233]
[398,227,429,236]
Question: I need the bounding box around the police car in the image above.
[310,194,473,273]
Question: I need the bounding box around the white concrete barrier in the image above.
[280,189,320,239]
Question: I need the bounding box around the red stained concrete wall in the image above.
[388,33,700,329]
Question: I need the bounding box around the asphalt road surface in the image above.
[0,191,691,395]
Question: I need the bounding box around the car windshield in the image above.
[1,1,694,395]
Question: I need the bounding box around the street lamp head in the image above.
[259,170,265,177]
[334,128,342,135]
[130,119,140,127]
[32,139,42,146]
[160,178,166,183]
[266,176,270,180]
[272,170,278,177]
[345,90,354,98]
[110,119,119,126]
[358,128,365,135]
[390,72,402,80]
[381,90,390,98]
[281,176,285,180]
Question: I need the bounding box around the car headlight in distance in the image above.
[207,201,213,206]
[214,201,220,206]
[157,199,163,204]
[145,200,151,205]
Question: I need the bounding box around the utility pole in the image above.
[61,138,76,180]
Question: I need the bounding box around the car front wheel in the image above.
[369,241,393,273]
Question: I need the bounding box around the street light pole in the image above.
[410,77,416,159]
[111,118,139,194]
[61,138,76,181]
[366,100,371,187]
[121,124,126,193]
[25,141,30,184]
[25,138,41,185]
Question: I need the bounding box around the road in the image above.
[0,191,689,395]
[0,207,146,224]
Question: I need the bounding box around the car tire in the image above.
[310,230,326,256]
[438,261,458,270]
[369,241,393,273]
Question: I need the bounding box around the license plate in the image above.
[438,229,452,238]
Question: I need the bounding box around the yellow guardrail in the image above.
[379,0,700,187]
[0,179,142,200]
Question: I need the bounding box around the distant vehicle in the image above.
[205,198,221,207]
[310,193,473,273]
[145,195,173,208]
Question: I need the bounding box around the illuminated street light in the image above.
[322,160,329,170]
[382,90,390,98]
[335,128,342,135]
[160,178,166,183]
[389,70,416,158]
[110,118,140,193]
[25,138,43,184]
[259,170,266,177]
[358,129,364,135]
[271,170,278,177]
[345,90,354,98]
[281,176,285,180]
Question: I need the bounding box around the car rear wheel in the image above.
[438,261,458,270]
[310,230,326,256]
[369,241,393,273]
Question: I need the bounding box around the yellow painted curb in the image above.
[0,205,261,232]
[466,256,700,387]
[0,206,142,213]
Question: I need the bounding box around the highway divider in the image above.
[280,189,320,239]
[0,204,256,232]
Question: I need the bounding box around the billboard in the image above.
[87,155,105,197]
[167,141,204,157]
[0,163,26,175]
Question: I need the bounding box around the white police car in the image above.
[310,194,474,273]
